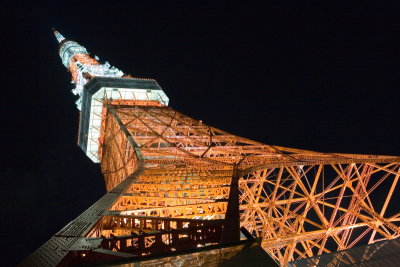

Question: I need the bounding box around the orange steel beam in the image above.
[97,104,400,266]
[125,186,231,198]
[22,100,400,267]
[39,31,400,266]
[110,201,228,219]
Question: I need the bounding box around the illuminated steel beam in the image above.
[19,31,400,267]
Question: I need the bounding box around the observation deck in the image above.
[79,77,169,162]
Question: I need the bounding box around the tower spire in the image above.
[53,29,125,109]
[52,28,65,43]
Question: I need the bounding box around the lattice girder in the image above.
[100,104,400,266]
[22,99,400,266]
[239,163,400,265]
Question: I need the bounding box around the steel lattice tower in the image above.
[20,31,400,266]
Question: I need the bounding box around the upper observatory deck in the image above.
[79,77,169,162]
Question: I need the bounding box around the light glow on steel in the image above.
[20,30,400,267]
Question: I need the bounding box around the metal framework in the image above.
[99,105,400,266]
[20,31,400,266]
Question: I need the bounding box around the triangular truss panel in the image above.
[21,102,400,266]
[100,105,400,266]
[21,30,400,266]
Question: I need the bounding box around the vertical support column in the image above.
[220,165,241,244]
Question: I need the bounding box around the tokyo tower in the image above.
[20,30,400,266]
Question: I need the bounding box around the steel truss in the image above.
[22,103,400,266]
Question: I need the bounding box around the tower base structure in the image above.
[21,78,400,266]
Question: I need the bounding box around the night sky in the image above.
[2,1,400,266]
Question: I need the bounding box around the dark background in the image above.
[1,1,400,266]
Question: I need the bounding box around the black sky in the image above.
[1,1,400,266]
